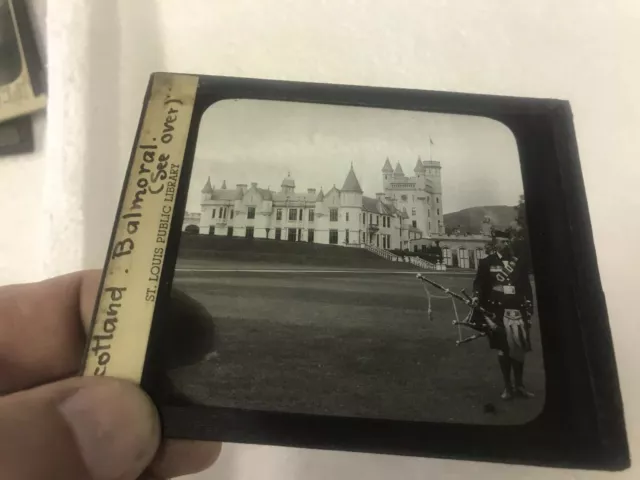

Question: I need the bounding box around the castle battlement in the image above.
[381,156,444,236]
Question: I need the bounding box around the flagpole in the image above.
[429,136,433,162]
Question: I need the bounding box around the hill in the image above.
[443,205,517,234]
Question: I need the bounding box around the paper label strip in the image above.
[81,73,199,383]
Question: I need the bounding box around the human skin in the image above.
[0,270,221,479]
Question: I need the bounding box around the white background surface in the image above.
[1,0,639,478]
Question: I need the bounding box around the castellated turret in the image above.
[340,163,364,207]
[423,160,442,194]
[381,154,444,237]
[414,156,427,190]
[201,176,214,203]
[381,157,393,190]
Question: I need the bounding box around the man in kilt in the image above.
[471,230,535,400]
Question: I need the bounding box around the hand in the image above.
[524,299,534,315]
[0,270,221,479]
[471,296,479,307]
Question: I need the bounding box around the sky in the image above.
[185,98,523,214]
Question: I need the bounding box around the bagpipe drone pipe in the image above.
[415,273,532,346]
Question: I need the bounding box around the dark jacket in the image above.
[473,253,533,315]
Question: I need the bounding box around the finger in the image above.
[147,439,222,478]
[0,270,102,393]
[0,375,160,480]
[0,271,222,477]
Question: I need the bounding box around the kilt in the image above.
[486,308,532,361]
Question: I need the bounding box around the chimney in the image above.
[308,188,316,194]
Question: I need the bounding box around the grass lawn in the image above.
[168,262,545,426]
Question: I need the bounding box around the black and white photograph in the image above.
[167,98,545,426]
[0,0,21,86]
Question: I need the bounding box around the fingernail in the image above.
[58,380,161,480]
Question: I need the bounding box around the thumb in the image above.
[0,376,161,480]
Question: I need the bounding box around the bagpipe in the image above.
[415,273,498,346]
[415,273,533,346]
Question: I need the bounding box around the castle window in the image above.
[308,229,315,243]
[230,209,234,219]
[209,226,215,235]
[376,215,379,225]
[211,209,216,218]
[412,220,417,228]
[412,207,416,216]
[436,197,440,203]
[345,230,350,244]
[329,229,338,244]
[443,247,452,266]
[346,212,350,222]
[275,228,282,240]
[276,208,282,220]
[437,209,440,216]
[299,209,303,220]
[288,228,297,241]
[362,213,366,225]
[309,209,315,222]
[459,248,469,269]
[427,196,431,204]
[289,208,297,221]
[227,227,233,237]
[247,207,256,219]
[245,227,254,238]
[369,213,373,224]
[330,208,338,222]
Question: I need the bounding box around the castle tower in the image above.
[340,164,364,246]
[393,162,405,179]
[201,176,214,203]
[414,156,426,189]
[340,163,364,205]
[382,157,393,190]
[423,160,443,233]
[281,172,295,194]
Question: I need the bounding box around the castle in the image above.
[191,158,445,251]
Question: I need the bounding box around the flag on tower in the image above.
[430,137,434,145]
